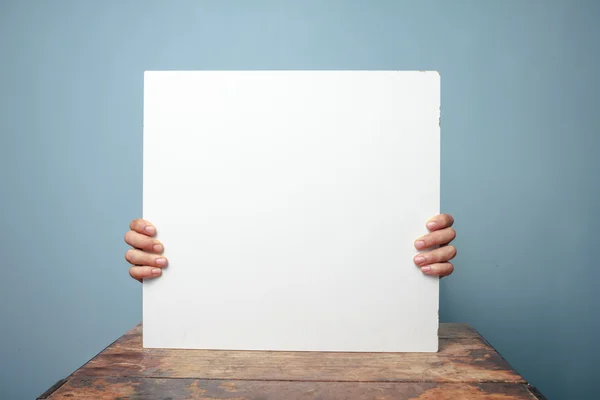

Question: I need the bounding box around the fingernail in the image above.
[415,240,425,249]
[421,266,432,273]
[415,256,425,264]
[156,258,167,266]
[145,226,156,235]
[427,221,437,230]
[152,268,162,275]
[152,244,162,253]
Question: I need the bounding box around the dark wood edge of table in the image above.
[467,325,548,400]
[36,379,67,400]
[36,327,129,399]
[526,384,549,400]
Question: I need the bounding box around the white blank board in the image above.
[143,71,440,352]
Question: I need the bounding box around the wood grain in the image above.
[73,324,523,384]
[438,323,480,338]
[50,377,539,400]
[43,323,543,399]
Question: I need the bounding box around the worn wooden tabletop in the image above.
[39,323,545,399]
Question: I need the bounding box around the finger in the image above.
[129,266,162,282]
[414,245,457,266]
[426,214,454,232]
[415,227,456,250]
[420,262,454,277]
[124,230,164,253]
[125,249,168,268]
[129,218,157,236]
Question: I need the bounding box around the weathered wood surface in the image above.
[42,323,544,399]
[49,378,539,399]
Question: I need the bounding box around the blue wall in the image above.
[1,1,598,399]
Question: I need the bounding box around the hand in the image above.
[124,215,457,281]
[413,214,457,277]
[124,219,168,282]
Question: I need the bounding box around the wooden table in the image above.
[38,323,546,399]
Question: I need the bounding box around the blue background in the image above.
[1,1,599,399]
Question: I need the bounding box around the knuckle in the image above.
[129,267,142,282]
[125,249,136,263]
[447,227,456,241]
[448,245,457,259]
[124,230,134,244]
[421,236,430,247]
[428,232,442,246]
[131,218,145,231]
[439,214,449,225]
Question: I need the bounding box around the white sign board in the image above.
[143,71,440,352]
